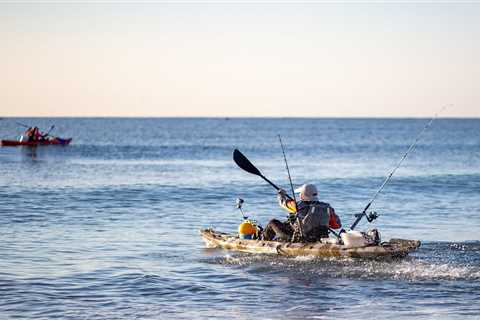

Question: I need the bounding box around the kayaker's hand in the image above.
[287,213,296,223]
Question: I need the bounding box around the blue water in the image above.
[0,118,479,319]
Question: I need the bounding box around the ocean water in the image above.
[0,118,479,319]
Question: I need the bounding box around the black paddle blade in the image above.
[233,149,262,176]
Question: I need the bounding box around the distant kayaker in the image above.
[33,127,41,141]
[27,127,47,142]
[262,183,342,242]
[25,127,35,142]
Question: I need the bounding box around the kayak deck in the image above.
[1,138,72,146]
[201,228,421,259]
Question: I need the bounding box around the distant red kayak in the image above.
[1,138,72,147]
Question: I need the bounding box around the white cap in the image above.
[294,183,318,201]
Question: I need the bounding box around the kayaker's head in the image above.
[295,183,318,201]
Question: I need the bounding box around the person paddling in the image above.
[31,127,49,141]
[262,183,342,242]
[33,127,42,141]
[25,127,35,142]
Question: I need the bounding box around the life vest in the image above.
[296,201,331,239]
[33,128,42,140]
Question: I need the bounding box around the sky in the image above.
[0,2,479,117]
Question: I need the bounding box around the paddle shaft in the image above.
[16,122,55,137]
[15,121,29,128]
[233,149,294,200]
[43,125,55,138]
[258,173,294,201]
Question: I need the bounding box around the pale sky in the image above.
[1,2,479,117]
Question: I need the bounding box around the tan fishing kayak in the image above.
[201,228,421,259]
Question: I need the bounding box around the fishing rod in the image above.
[278,135,304,240]
[278,135,297,206]
[350,106,448,230]
[279,135,342,239]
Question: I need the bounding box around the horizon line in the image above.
[0,116,478,120]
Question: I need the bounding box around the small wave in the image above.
[333,258,480,281]
[204,252,480,282]
[285,305,309,312]
[384,259,480,281]
[293,255,317,262]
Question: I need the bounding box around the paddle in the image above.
[234,148,342,240]
[15,122,55,137]
[42,125,55,138]
[233,149,294,201]
[15,121,30,128]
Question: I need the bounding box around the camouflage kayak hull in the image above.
[201,229,421,259]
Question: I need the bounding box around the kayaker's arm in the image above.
[328,207,342,229]
[277,189,297,214]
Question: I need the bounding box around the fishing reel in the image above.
[354,211,379,223]
[366,211,379,222]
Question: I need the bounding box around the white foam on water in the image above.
[324,257,480,281]
[205,245,480,282]
[285,305,307,312]
[292,255,317,262]
[388,260,480,281]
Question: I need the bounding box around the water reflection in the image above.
[21,146,38,160]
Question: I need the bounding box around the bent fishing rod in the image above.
[350,107,448,230]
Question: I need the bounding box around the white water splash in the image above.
[210,252,480,282]
[387,260,480,281]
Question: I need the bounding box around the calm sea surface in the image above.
[0,118,479,319]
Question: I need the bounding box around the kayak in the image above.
[1,138,72,147]
[1,138,72,146]
[201,228,421,259]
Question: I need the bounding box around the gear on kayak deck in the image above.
[203,199,419,259]
[235,198,263,240]
[201,228,420,259]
